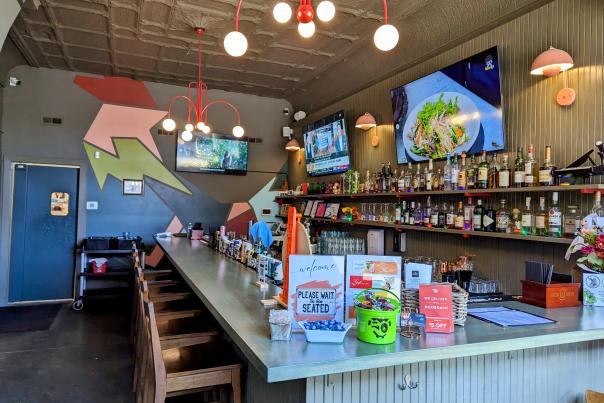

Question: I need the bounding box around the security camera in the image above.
[282,126,293,139]
[283,107,290,115]
[9,77,21,87]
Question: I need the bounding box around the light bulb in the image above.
[202,124,211,134]
[224,31,248,57]
[181,130,193,142]
[232,125,245,138]
[196,121,206,131]
[298,21,315,38]
[316,1,335,22]
[273,2,292,23]
[162,118,176,132]
[374,24,399,51]
[185,123,194,132]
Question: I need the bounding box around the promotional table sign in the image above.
[419,284,454,333]
[255,254,269,290]
[288,255,345,330]
[583,272,604,307]
[345,255,402,325]
[404,262,433,289]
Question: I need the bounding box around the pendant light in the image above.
[224,0,248,57]
[285,138,301,151]
[374,0,399,51]
[316,1,336,22]
[162,28,245,140]
[355,113,377,130]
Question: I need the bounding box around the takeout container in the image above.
[269,310,292,341]
[354,288,400,345]
[298,321,352,344]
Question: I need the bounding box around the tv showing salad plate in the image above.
[390,47,504,163]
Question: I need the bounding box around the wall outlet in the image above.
[86,201,98,210]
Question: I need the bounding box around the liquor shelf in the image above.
[275,183,604,200]
[277,216,574,245]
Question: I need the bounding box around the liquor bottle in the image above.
[429,199,439,228]
[404,163,413,192]
[438,203,447,228]
[477,150,489,189]
[454,201,464,230]
[413,164,421,192]
[466,154,477,190]
[483,202,496,232]
[426,159,434,191]
[539,146,556,186]
[433,168,442,191]
[397,169,405,193]
[463,197,474,230]
[413,202,423,226]
[524,144,538,187]
[444,153,453,191]
[395,200,402,224]
[404,201,412,225]
[488,153,498,189]
[535,196,548,236]
[451,154,460,190]
[458,153,467,190]
[513,146,525,188]
[548,192,563,238]
[379,163,386,192]
[423,197,432,227]
[391,169,398,192]
[521,196,534,235]
[511,207,523,234]
[446,203,456,229]
[386,162,393,192]
[418,164,426,192]
[591,191,604,217]
[564,205,580,236]
[496,199,511,233]
[473,199,484,231]
[498,154,510,188]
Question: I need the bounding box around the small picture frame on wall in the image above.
[310,200,323,218]
[303,201,314,217]
[315,202,327,218]
[123,179,144,196]
[324,203,340,219]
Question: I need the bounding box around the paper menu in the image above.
[345,255,402,324]
[419,284,453,333]
[404,262,433,289]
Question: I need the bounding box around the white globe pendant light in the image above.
[201,124,211,134]
[374,24,399,51]
[184,123,194,132]
[273,2,292,23]
[232,125,245,138]
[162,118,176,132]
[298,21,315,38]
[196,121,206,131]
[316,1,335,22]
[181,130,193,142]
[224,31,248,57]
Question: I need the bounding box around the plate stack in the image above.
[401,288,420,311]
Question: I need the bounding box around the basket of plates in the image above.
[401,283,469,326]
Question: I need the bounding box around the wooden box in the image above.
[520,280,581,308]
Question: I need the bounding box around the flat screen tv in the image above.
[176,132,248,175]
[390,46,504,164]
[303,110,350,176]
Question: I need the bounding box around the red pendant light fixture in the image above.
[225,1,398,56]
[162,28,244,140]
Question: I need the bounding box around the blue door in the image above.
[9,163,79,302]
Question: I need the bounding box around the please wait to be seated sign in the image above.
[296,288,337,315]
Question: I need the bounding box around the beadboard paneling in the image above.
[288,0,604,294]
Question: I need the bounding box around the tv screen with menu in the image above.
[303,110,350,176]
[391,46,504,164]
[176,132,248,175]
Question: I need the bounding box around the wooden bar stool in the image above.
[138,301,242,403]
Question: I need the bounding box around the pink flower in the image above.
[581,245,595,254]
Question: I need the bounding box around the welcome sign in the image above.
[288,255,345,329]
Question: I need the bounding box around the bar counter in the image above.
[156,237,604,403]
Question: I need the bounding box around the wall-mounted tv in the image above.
[176,132,248,175]
[391,46,504,164]
[303,110,350,176]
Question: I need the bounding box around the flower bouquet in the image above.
[565,227,604,306]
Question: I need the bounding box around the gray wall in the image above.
[0,65,291,306]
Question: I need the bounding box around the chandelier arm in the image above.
[197,29,203,114]
[382,0,388,24]
[167,95,199,124]
[235,0,244,31]
[200,99,241,126]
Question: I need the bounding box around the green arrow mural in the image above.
[84,138,192,195]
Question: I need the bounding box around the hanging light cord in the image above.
[235,0,243,31]
[382,0,388,23]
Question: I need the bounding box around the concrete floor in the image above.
[0,298,134,403]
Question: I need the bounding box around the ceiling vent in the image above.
[41,116,62,126]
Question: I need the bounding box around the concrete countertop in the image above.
[156,237,604,383]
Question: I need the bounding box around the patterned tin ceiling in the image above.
[9,0,551,108]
